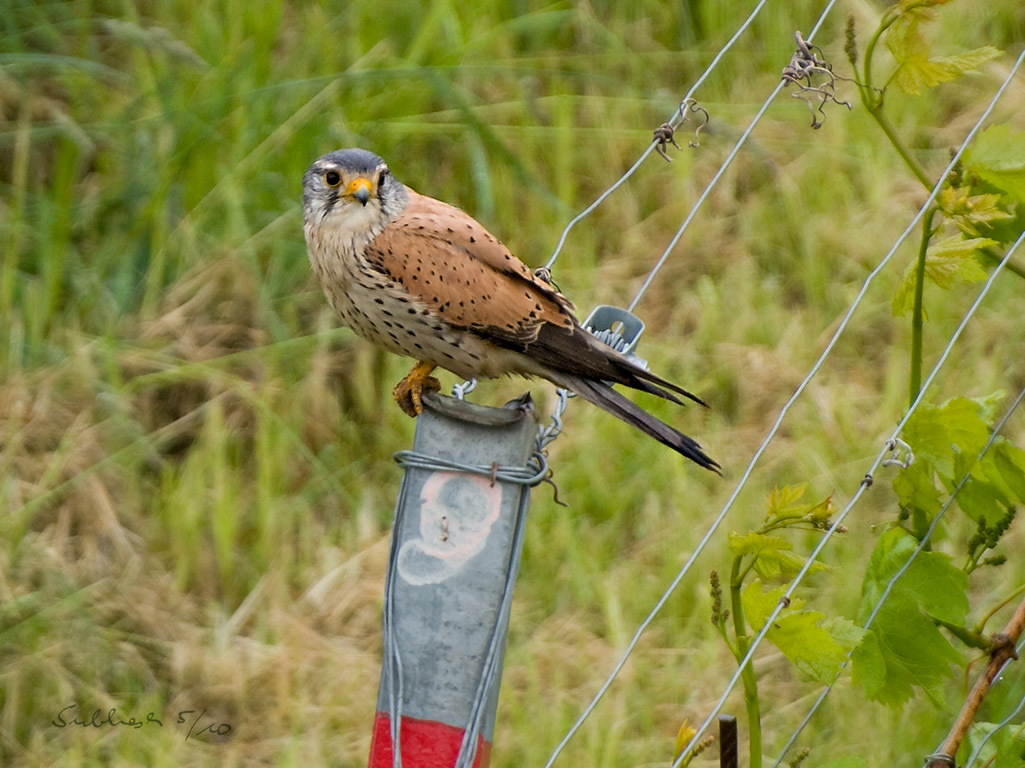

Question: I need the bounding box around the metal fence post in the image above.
[368,391,541,768]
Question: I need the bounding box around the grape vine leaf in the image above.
[964,125,1025,204]
[892,459,942,518]
[965,722,1025,768]
[993,441,1025,501]
[885,16,999,96]
[853,529,967,707]
[673,720,698,766]
[900,396,994,480]
[954,438,1025,525]
[969,389,1008,423]
[763,483,837,526]
[938,187,1014,237]
[950,448,1017,526]
[892,236,994,315]
[765,483,810,520]
[742,581,865,684]
[728,532,827,582]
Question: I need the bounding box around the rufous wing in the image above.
[364,189,575,344]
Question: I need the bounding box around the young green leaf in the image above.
[729,531,793,557]
[951,450,1015,527]
[968,390,1006,424]
[673,720,698,766]
[892,458,942,519]
[885,15,999,95]
[895,48,1000,95]
[940,396,999,461]
[938,187,1014,237]
[892,235,993,315]
[765,482,810,520]
[885,16,929,81]
[966,721,1025,768]
[742,581,865,684]
[805,495,837,526]
[853,529,967,707]
[993,441,1025,502]
[963,125,1025,203]
[900,397,992,481]
[728,532,827,582]
[923,234,993,287]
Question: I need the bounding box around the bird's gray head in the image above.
[302,148,409,234]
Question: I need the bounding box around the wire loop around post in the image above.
[393,449,550,488]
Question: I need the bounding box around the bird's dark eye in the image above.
[378,169,388,186]
[324,170,341,187]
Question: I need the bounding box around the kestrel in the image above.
[302,148,719,472]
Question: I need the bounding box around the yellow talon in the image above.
[392,361,441,417]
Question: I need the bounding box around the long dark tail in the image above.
[552,373,721,473]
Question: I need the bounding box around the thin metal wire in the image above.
[393,450,549,486]
[384,478,409,768]
[455,488,532,767]
[629,2,839,310]
[452,378,477,399]
[543,0,772,271]
[536,387,571,452]
[544,148,657,271]
[772,381,1025,767]
[678,224,1025,768]
[628,78,784,310]
[544,32,1025,768]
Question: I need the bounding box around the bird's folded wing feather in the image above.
[524,323,706,406]
[363,189,576,344]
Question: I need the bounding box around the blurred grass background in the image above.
[2,0,1025,766]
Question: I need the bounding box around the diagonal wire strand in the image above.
[543,0,772,272]
[629,2,840,310]
[962,634,1025,768]
[675,224,1025,768]
[542,32,1025,768]
[628,76,783,311]
[772,380,1025,767]
[384,479,409,768]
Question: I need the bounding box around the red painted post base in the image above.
[368,712,492,768]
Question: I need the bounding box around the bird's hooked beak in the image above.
[346,177,372,206]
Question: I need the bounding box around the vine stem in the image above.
[858,5,934,188]
[730,558,762,768]
[927,594,1025,767]
[975,583,1025,636]
[909,208,939,406]
[867,107,934,188]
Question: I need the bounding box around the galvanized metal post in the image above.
[368,391,540,768]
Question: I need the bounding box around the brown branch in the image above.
[926,595,1025,767]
